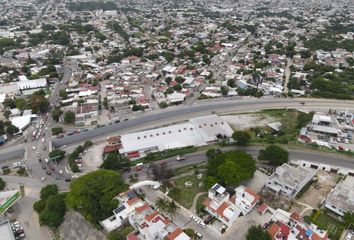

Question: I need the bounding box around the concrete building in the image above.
[268,209,328,240]
[100,190,144,232]
[0,220,15,240]
[119,115,234,159]
[324,176,354,216]
[203,183,259,228]
[128,203,190,240]
[265,164,317,198]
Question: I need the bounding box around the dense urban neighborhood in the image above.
[0,0,354,239]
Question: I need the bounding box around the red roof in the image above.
[268,223,280,239]
[127,233,138,240]
[257,203,268,214]
[167,228,185,240]
[127,151,140,158]
[145,211,160,222]
[290,212,302,222]
[135,203,150,214]
[127,197,140,206]
[103,144,121,153]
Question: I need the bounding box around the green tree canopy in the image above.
[51,127,64,135]
[64,111,75,124]
[258,145,289,166]
[40,184,58,200]
[101,152,130,171]
[48,149,66,162]
[5,124,19,135]
[51,107,63,122]
[66,170,127,223]
[0,177,6,190]
[207,150,256,186]
[232,130,252,146]
[39,194,66,229]
[246,225,272,240]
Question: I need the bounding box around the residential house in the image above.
[265,163,317,198]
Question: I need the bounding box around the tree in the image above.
[51,107,63,122]
[258,145,289,166]
[159,101,168,108]
[30,91,49,113]
[3,98,15,108]
[204,176,218,189]
[64,111,75,124]
[167,200,180,219]
[207,150,256,185]
[155,197,169,213]
[173,84,182,92]
[66,170,127,223]
[107,225,134,240]
[39,194,66,229]
[48,149,66,162]
[40,184,58,200]
[103,97,109,109]
[175,76,185,84]
[232,131,252,145]
[33,199,46,213]
[59,89,68,99]
[165,77,172,85]
[343,212,354,226]
[84,140,93,148]
[227,79,236,88]
[15,98,27,110]
[6,124,19,135]
[101,152,130,171]
[132,104,145,111]
[51,127,63,135]
[246,225,272,240]
[217,160,241,185]
[0,177,5,190]
[220,86,228,96]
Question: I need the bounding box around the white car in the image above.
[12,162,20,168]
[58,170,63,175]
[199,222,207,229]
[32,146,36,150]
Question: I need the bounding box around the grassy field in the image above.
[313,212,345,240]
[196,193,208,214]
[169,174,206,209]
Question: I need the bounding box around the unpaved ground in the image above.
[221,113,276,130]
[294,171,338,211]
[81,142,105,172]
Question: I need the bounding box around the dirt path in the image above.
[189,192,207,214]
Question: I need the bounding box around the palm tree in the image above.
[167,200,180,220]
[155,197,169,213]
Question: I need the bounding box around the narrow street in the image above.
[283,57,293,94]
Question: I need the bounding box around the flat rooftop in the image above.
[326,176,354,213]
[0,220,14,240]
[269,164,317,188]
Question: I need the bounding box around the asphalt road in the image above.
[124,146,354,182]
[0,148,25,162]
[52,97,354,148]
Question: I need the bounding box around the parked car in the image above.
[46,170,51,175]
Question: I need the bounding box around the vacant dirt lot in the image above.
[221,113,275,130]
[291,170,338,215]
[81,142,105,172]
[299,171,337,207]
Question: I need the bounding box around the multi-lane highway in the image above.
[51,97,354,148]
